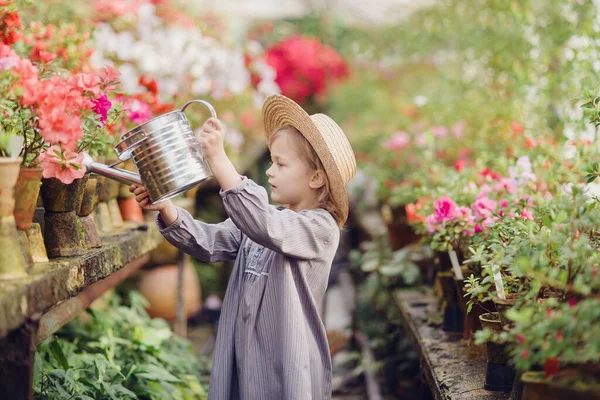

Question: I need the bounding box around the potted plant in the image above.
[0,127,27,278]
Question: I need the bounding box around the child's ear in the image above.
[309,170,326,189]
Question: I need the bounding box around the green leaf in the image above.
[50,339,70,370]
[135,364,181,383]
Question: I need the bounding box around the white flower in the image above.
[413,95,428,107]
[508,156,536,187]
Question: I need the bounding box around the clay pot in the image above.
[381,203,421,251]
[41,176,88,213]
[479,312,509,364]
[0,158,22,217]
[118,197,144,222]
[493,295,517,327]
[139,262,202,320]
[79,177,102,249]
[14,167,42,230]
[0,157,27,278]
[150,239,180,265]
[40,177,89,258]
[78,177,99,217]
[521,371,600,400]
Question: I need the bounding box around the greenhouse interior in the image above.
[0,0,599,399]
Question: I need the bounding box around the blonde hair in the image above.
[269,126,344,227]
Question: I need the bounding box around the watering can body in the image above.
[83,100,216,204]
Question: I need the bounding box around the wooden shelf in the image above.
[393,287,510,400]
[0,221,164,399]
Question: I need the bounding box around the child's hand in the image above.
[198,117,226,162]
[129,184,171,212]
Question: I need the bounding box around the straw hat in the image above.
[262,94,356,224]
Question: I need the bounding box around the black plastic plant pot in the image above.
[442,304,464,332]
[484,362,516,392]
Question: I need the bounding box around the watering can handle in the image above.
[181,100,217,119]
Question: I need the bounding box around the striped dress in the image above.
[157,177,339,400]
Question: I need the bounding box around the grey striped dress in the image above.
[157,177,339,400]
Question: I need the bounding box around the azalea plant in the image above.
[0,0,125,183]
[264,35,348,105]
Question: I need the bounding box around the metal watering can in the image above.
[83,100,217,204]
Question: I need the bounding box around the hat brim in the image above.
[262,95,348,225]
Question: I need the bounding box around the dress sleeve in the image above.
[156,206,242,263]
[219,177,339,260]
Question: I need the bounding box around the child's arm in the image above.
[220,178,339,260]
[129,184,242,263]
[199,118,339,260]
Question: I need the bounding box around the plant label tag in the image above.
[448,250,464,280]
[491,264,506,300]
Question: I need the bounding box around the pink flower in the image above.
[123,97,152,125]
[454,159,467,171]
[433,196,460,222]
[38,107,83,151]
[430,126,448,138]
[494,177,517,194]
[499,199,509,207]
[69,73,102,98]
[451,121,466,139]
[385,131,410,150]
[0,43,19,70]
[472,196,497,219]
[425,214,438,233]
[520,209,534,220]
[415,132,428,147]
[474,224,483,233]
[92,94,112,124]
[39,146,86,184]
[98,65,121,91]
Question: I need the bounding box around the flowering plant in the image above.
[265,35,348,104]
[89,2,280,160]
[0,1,124,183]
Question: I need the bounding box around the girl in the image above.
[130,94,356,400]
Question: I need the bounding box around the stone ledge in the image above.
[393,287,509,400]
[0,222,163,339]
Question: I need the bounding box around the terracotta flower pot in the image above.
[14,167,42,230]
[40,177,89,258]
[0,158,22,217]
[0,157,27,278]
[139,262,202,320]
[118,197,144,222]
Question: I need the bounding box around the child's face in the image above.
[266,132,316,211]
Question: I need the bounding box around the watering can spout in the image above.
[82,152,143,186]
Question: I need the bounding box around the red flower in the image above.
[525,137,536,148]
[544,357,559,378]
[520,349,529,360]
[454,159,467,171]
[265,36,347,103]
[516,333,526,344]
[555,330,563,343]
[568,298,577,308]
[139,74,158,95]
[511,121,524,135]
